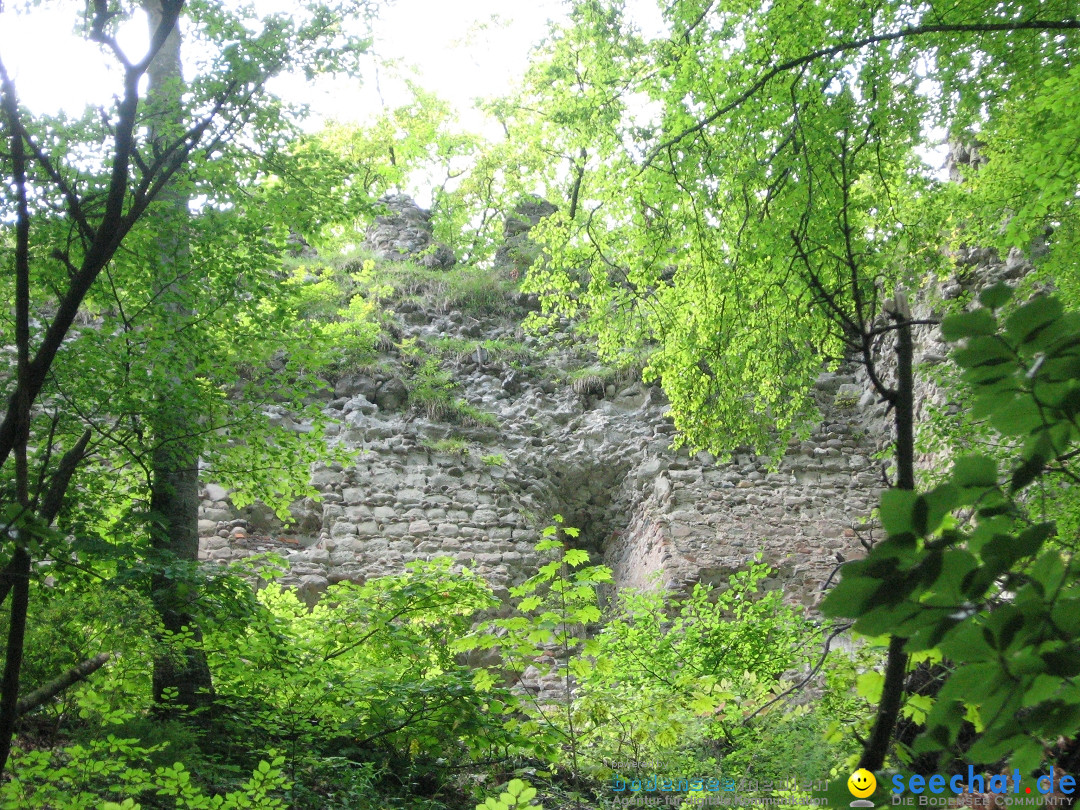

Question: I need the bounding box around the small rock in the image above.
[375,377,408,411]
[205,483,228,502]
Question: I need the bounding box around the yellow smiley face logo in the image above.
[848,769,877,798]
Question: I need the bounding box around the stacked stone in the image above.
[197,284,882,611]
[200,190,1047,612]
[362,194,455,269]
[493,195,558,276]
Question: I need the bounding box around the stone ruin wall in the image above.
[197,193,1031,611]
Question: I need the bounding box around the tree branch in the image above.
[858,303,915,771]
[38,429,93,524]
[0,4,190,471]
[643,18,1080,167]
[15,653,113,717]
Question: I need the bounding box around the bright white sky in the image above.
[0,1,944,199]
[0,1,660,129]
[0,0,666,207]
[303,0,576,129]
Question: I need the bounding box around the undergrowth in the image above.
[4,530,862,810]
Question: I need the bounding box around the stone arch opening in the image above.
[538,460,637,617]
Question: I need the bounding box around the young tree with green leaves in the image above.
[279,84,518,265]
[824,287,1080,782]
[0,0,377,773]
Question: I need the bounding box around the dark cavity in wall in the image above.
[540,460,635,609]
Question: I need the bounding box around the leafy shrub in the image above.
[282,260,382,376]
[459,522,840,801]
[719,709,858,787]
[1,736,289,809]
[476,778,542,810]
[207,560,523,797]
[284,757,379,810]
[8,583,158,728]
[458,517,609,776]
[568,558,829,786]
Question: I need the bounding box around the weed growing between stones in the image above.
[566,358,649,399]
[427,336,532,368]
[353,261,520,318]
[404,344,500,428]
[422,437,471,455]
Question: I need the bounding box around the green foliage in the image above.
[7,557,533,807]
[281,257,382,376]
[475,778,541,810]
[328,257,518,319]
[208,559,522,797]
[389,266,519,318]
[460,522,849,796]
[960,61,1080,306]
[284,758,379,810]
[572,558,840,786]
[281,84,498,259]
[480,0,1078,464]
[8,584,154,720]
[8,515,847,807]
[1,736,288,809]
[720,710,855,788]
[457,516,611,774]
[825,289,1080,773]
[481,454,506,467]
[435,269,519,318]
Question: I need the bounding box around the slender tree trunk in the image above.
[0,59,36,772]
[858,299,914,771]
[143,0,213,714]
[0,550,31,775]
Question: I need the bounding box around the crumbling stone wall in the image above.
[606,382,882,607]
[199,194,1027,611]
[198,304,881,610]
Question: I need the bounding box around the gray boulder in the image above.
[375,377,408,411]
[494,196,558,274]
[363,194,456,269]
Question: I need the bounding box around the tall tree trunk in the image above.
[0,58,36,773]
[143,0,213,715]
[857,296,914,771]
